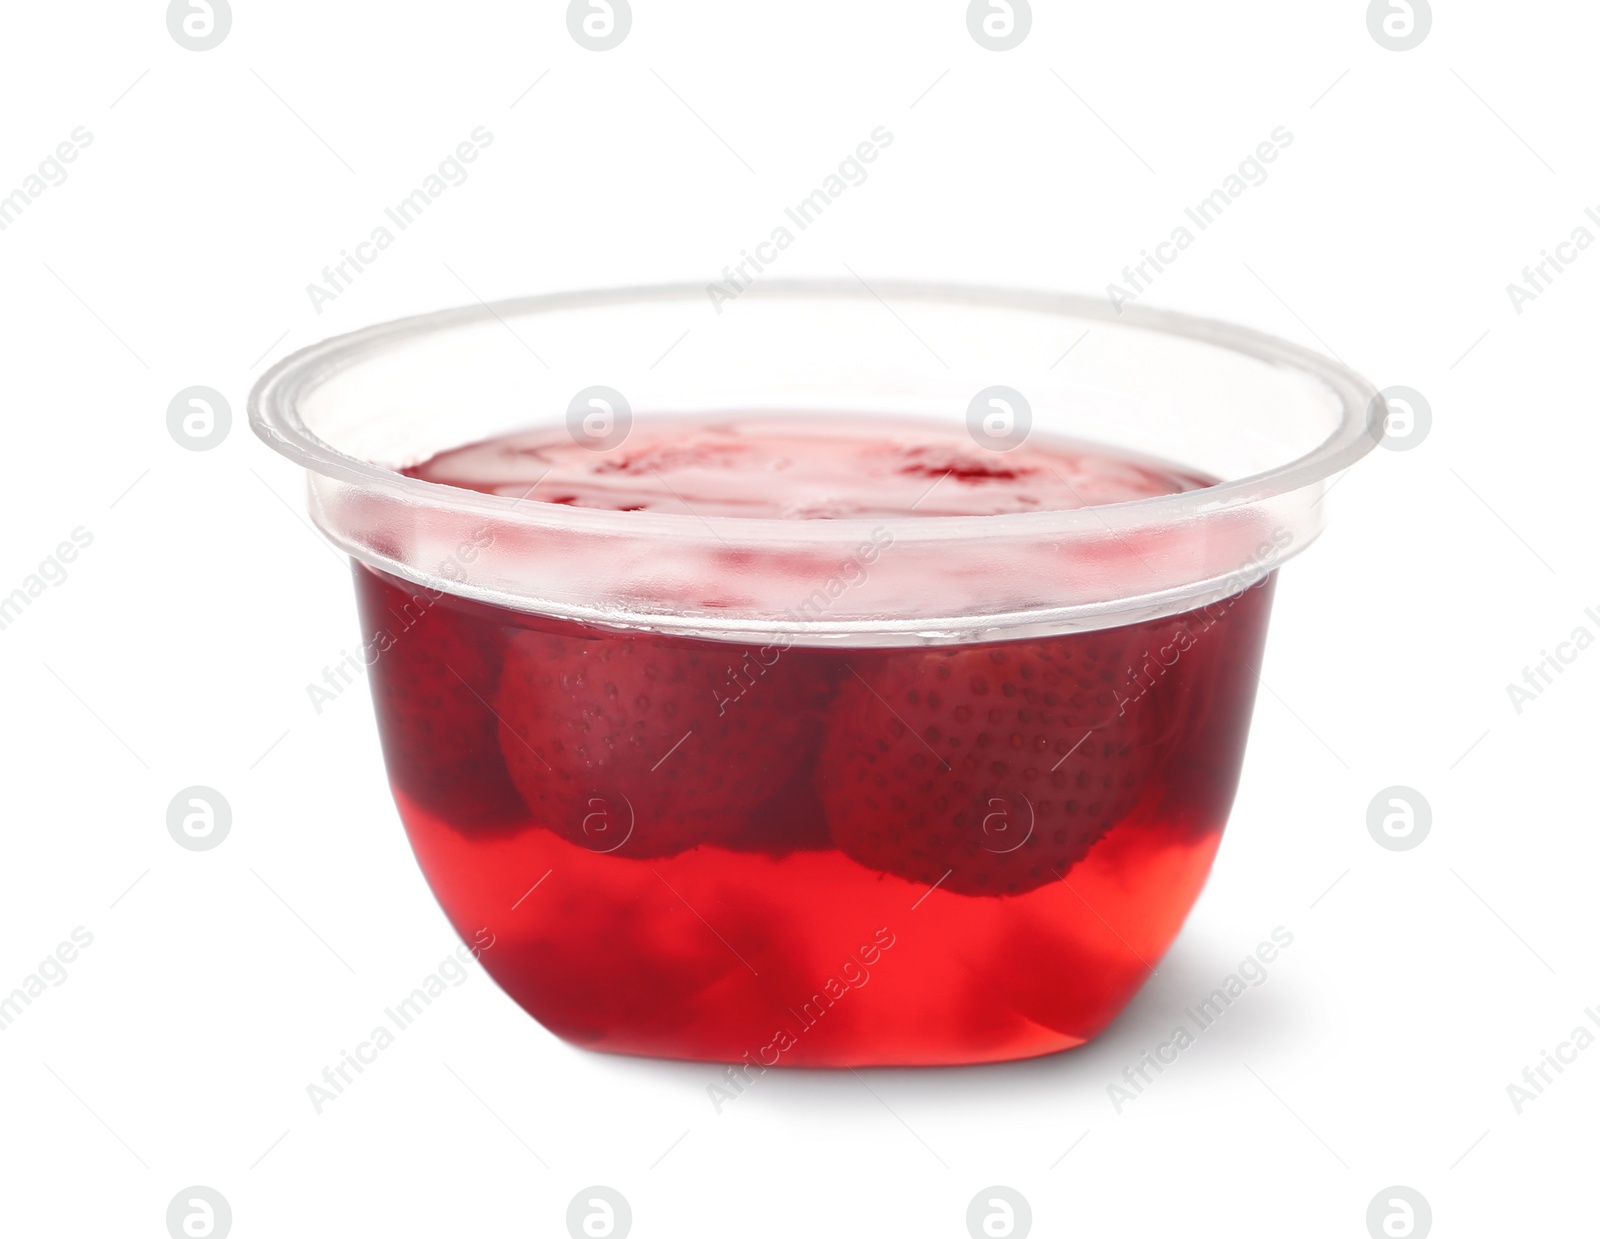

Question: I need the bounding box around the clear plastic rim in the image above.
[248,280,1383,642]
[252,280,1379,537]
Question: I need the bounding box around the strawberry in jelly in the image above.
[351,415,1273,1064]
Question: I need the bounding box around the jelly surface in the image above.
[403,414,1212,518]
[360,417,1273,1065]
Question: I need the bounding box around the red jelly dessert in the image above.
[349,416,1275,1065]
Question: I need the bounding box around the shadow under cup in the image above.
[250,282,1381,1066]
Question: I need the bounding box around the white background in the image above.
[2,1,1596,1235]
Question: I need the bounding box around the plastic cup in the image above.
[250,281,1380,1066]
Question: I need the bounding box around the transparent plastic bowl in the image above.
[250,281,1380,1067]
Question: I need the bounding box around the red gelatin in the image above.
[350,417,1276,1066]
